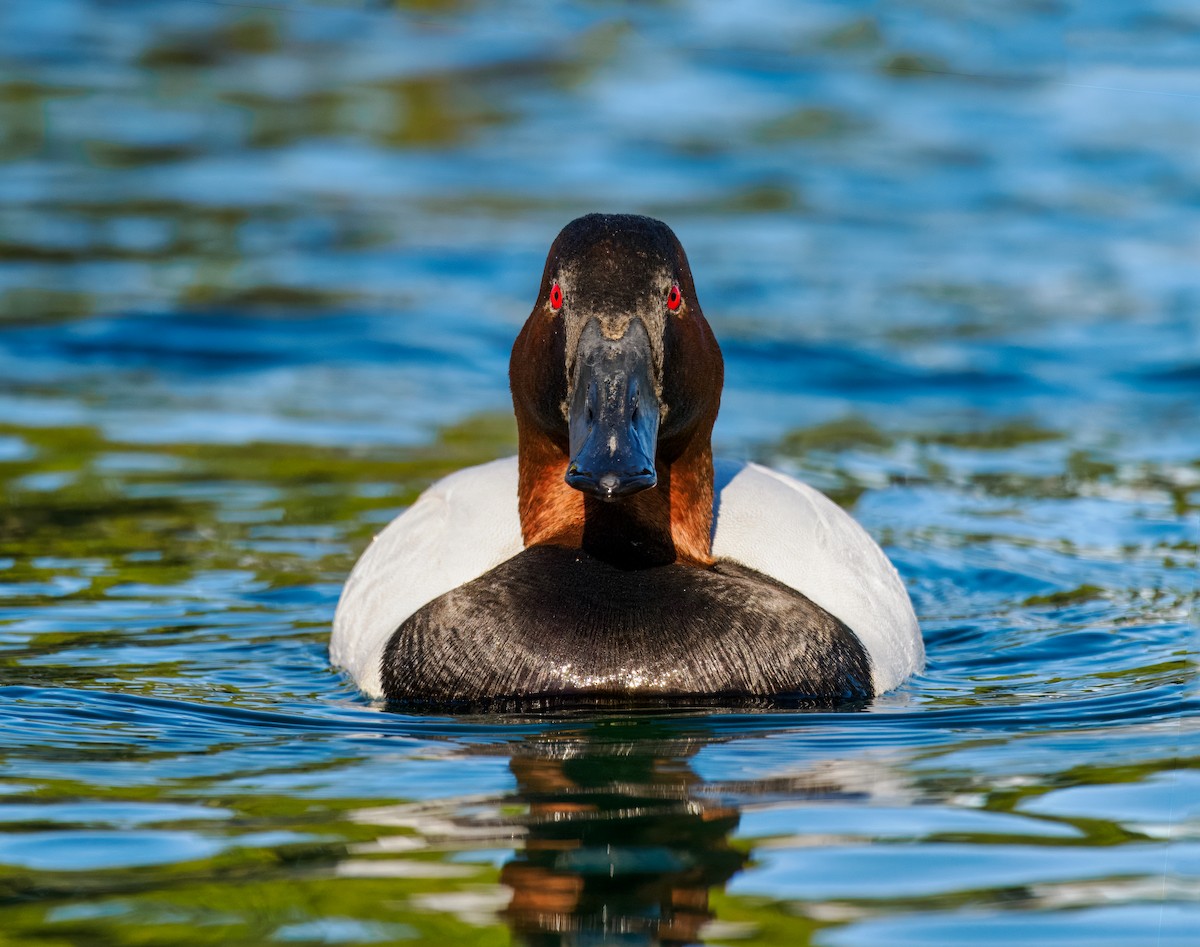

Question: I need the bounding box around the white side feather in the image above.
[330,458,523,698]
[331,455,923,698]
[710,458,922,693]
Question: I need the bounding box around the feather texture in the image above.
[330,456,922,699]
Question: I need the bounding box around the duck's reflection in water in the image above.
[349,713,884,945]
[499,722,745,946]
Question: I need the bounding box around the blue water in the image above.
[0,1,1197,944]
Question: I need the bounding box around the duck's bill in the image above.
[565,318,660,502]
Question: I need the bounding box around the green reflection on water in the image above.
[0,411,516,583]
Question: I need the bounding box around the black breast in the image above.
[381,545,871,709]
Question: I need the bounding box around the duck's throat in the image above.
[517,437,715,569]
[581,488,677,568]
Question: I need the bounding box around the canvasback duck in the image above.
[332,214,922,706]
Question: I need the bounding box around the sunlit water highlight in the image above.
[0,1,1197,944]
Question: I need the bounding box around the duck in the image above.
[331,213,923,706]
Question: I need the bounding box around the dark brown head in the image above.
[510,214,724,566]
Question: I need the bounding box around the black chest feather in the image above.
[381,545,871,708]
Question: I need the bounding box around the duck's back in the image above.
[330,456,922,699]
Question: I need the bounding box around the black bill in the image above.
[565,318,660,502]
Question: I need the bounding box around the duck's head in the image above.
[510,214,724,567]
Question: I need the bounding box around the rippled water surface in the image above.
[1,1,1197,944]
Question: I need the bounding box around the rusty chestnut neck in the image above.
[509,214,724,569]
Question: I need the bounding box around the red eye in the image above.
[666,284,682,312]
[549,282,563,310]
